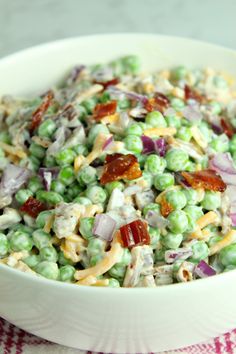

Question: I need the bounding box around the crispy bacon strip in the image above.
[93,101,117,121]
[144,92,170,113]
[221,118,235,138]
[160,197,174,217]
[93,78,119,90]
[100,153,142,185]
[184,85,204,103]
[30,91,54,132]
[181,169,226,192]
[20,197,47,218]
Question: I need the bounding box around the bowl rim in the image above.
[1,32,236,293]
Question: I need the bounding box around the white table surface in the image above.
[0,0,235,58]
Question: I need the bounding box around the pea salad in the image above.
[0,55,236,287]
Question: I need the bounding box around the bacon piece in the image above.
[181,169,226,192]
[184,85,204,103]
[93,78,119,90]
[30,91,54,132]
[20,197,47,218]
[160,197,174,217]
[120,219,150,248]
[93,101,117,121]
[144,92,170,113]
[221,118,235,138]
[100,153,142,185]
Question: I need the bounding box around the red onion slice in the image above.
[154,138,167,157]
[194,260,216,278]
[0,164,31,197]
[145,210,169,229]
[107,86,148,105]
[47,126,66,156]
[102,136,113,150]
[182,105,202,122]
[92,213,117,241]
[141,135,155,154]
[165,248,193,264]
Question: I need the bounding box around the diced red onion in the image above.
[230,212,236,226]
[69,65,86,83]
[194,260,216,278]
[141,135,155,154]
[92,214,117,241]
[211,123,223,135]
[0,164,31,197]
[107,86,148,105]
[182,105,202,122]
[209,153,236,177]
[154,138,167,157]
[102,136,113,150]
[124,184,142,196]
[145,210,169,229]
[165,248,193,264]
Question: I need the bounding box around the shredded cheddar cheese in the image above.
[144,127,176,137]
[209,230,236,255]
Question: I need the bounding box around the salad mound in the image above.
[0,55,236,287]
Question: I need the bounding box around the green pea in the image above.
[58,251,74,266]
[27,156,40,172]
[55,148,76,166]
[23,254,40,268]
[40,246,58,262]
[207,235,222,248]
[89,254,103,266]
[0,131,11,144]
[219,244,236,266]
[88,124,109,146]
[73,144,89,156]
[9,231,33,252]
[100,91,110,104]
[85,185,107,204]
[137,154,146,168]
[230,135,236,154]
[201,191,221,211]
[190,241,209,262]
[58,166,75,185]
[35,261,59,280]
[149,227,160,249]
[28,176,44,194]
[167,210,189,234]
[38,119,56,138]
[51,180,66,195]
[73,196,92,205]
[77,166,97,185]
[165,115,181,129]
[171,66,187,80]
[87,237,105,257]
[79,217,95,240]
[108,278,120,287]
[121,55,141,75]
[135,171,153,189]
[183,188,198,205]
[33,229,51,250]
[108,264,126,280]
[59,265,75,282]
[118,98,131,110]
[44,155,56,168]
[209,101,222,115]
[224,264,236,272]
[15,189,33,205]
[36,190,63,205]
[177,127,192,142]
[155,247,165,262]
[119,248,132,266]
[170,98,185,110]
[210,134,229,153]
[29,142,46,159]
[165,190,187,210]
[162,232,183,249]
[82,97,97,114]
[124,135,143,154]
[105,181,124,195]
[144,154,166,175]
[145,111,167,128]
[163,162,178,184]
[184,161,196,172]
[166,148,189,172]
[36,210,54,229]
[143,203,160,217]
[184,205,203,221]
[9,224,33,235]
[0,233,9,256]
[125,123,143,136]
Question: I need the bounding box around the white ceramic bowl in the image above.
[1,34,236,354]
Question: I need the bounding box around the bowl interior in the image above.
[0,33,236,96]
